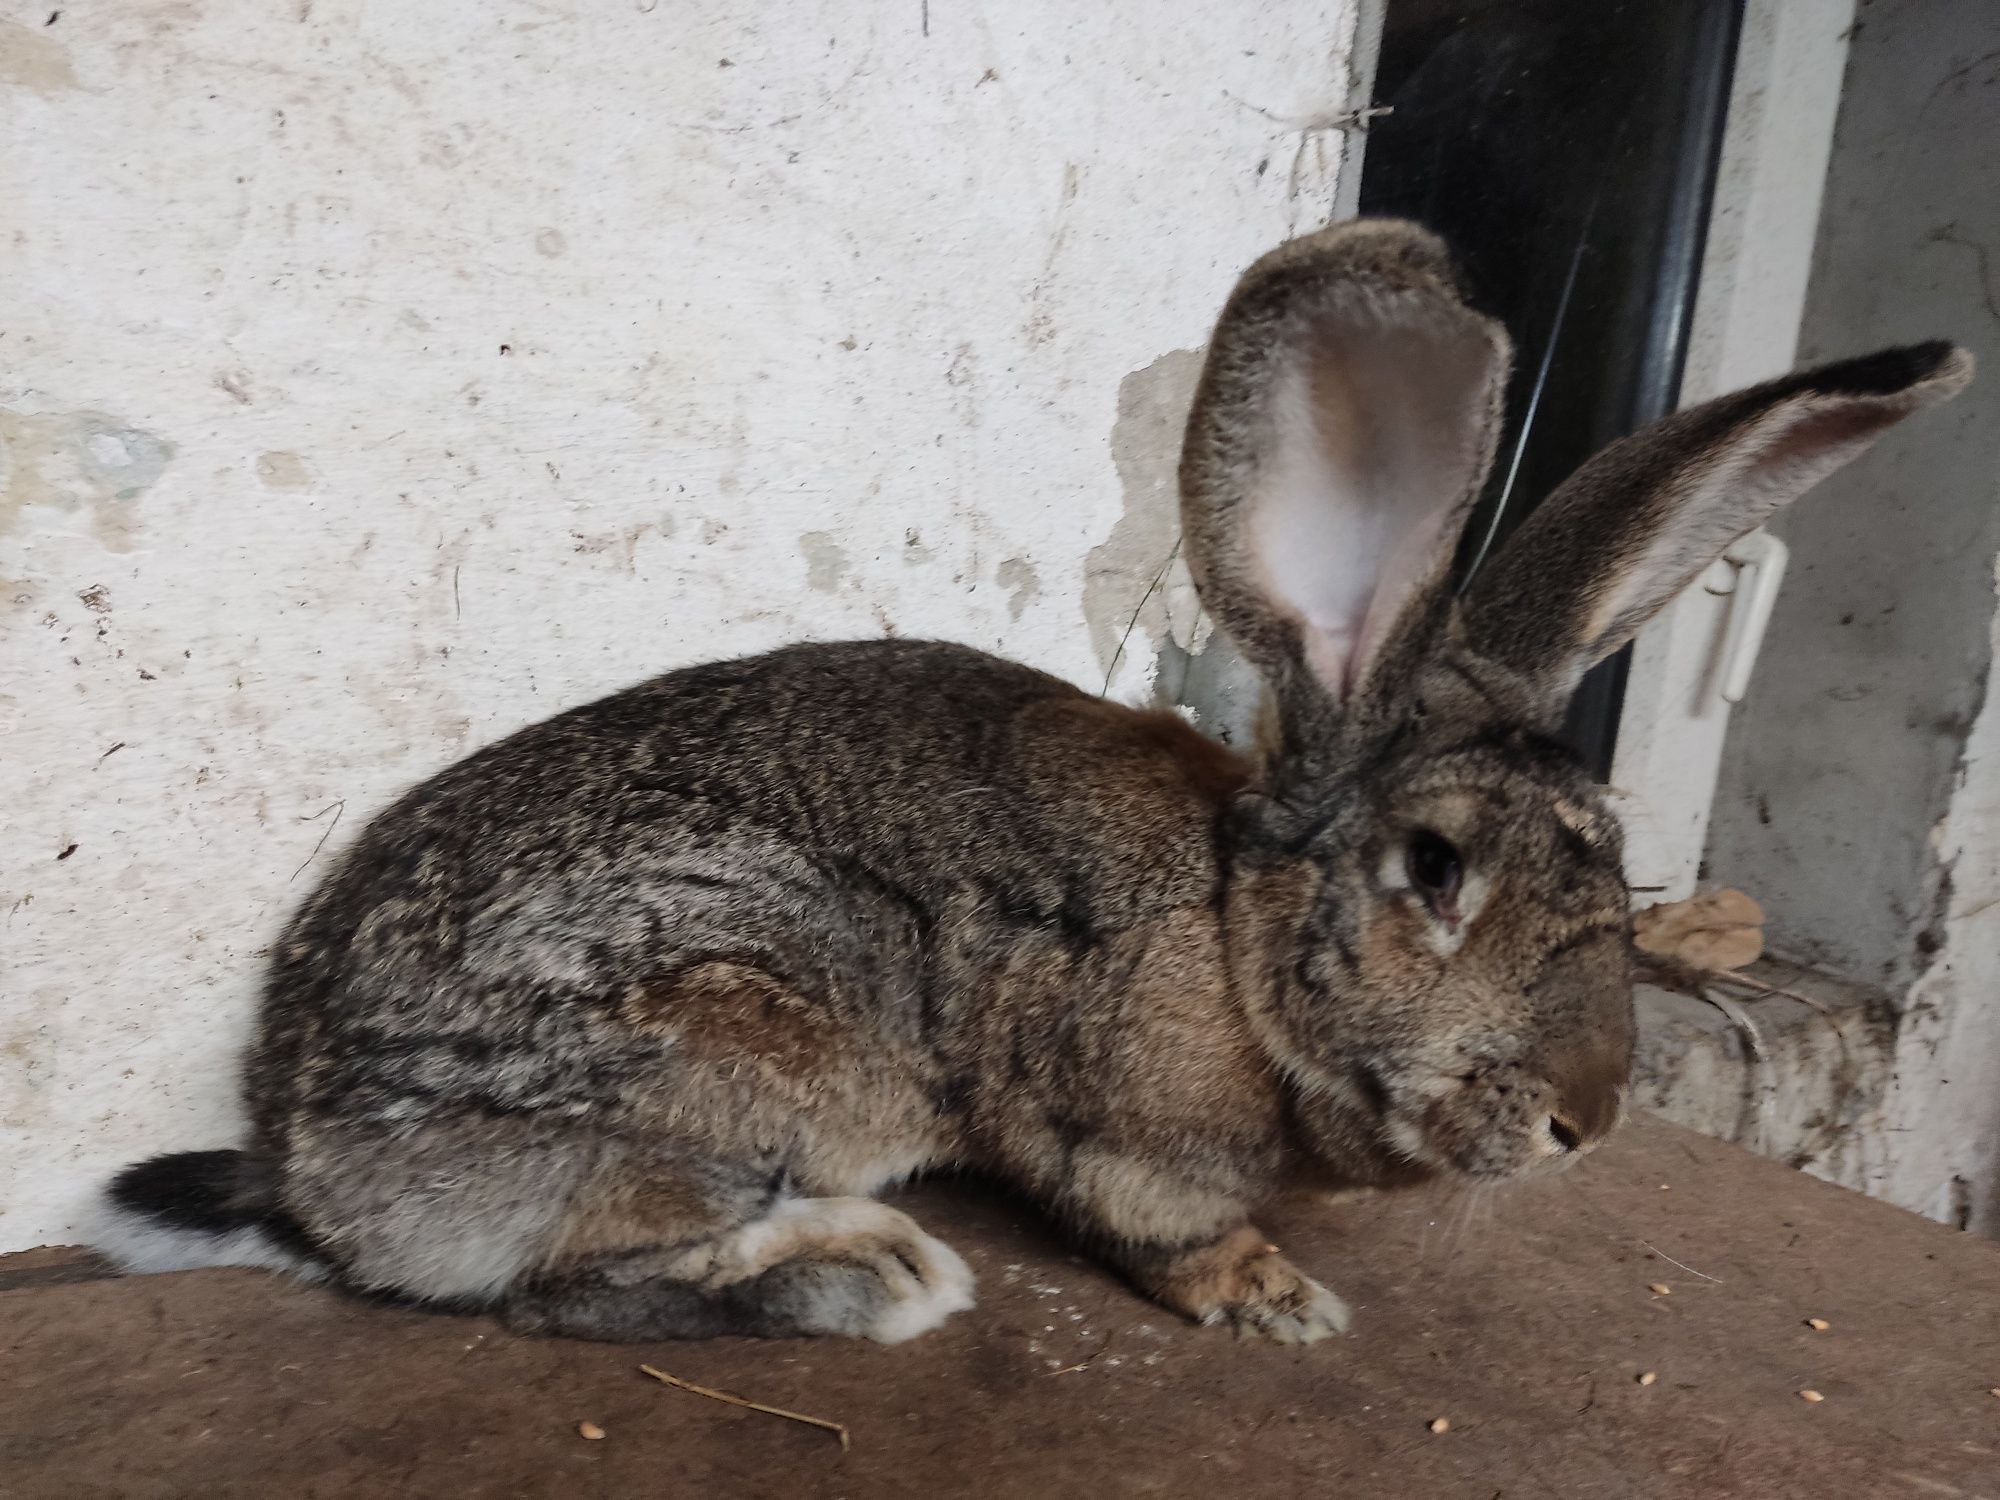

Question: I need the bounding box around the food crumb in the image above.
[1798,1389,1824,1404]
[577,1421,606,1440]
[1428,1417,1450,1434]
[1648,1283,1672,1296]
[1805,1317,1830,1331]
[1637,1371,1658,1386]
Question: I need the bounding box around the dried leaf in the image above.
[1634,888,1765,970]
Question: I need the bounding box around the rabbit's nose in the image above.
[1546,1039,1632,1150]
[1545,1076,1625,1155]
[1547,1113,1585,1154]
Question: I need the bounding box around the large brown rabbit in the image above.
[97,220,1969,1344]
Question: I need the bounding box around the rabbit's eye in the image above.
[1405,829,1464,913]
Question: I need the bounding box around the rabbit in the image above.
[94,219,1970,1345]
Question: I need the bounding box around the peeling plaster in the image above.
[1086,349,1205,695]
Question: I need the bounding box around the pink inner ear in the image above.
[1350,503,1456,692]
[1251,373,1376,693]
[1245,319,1496,702]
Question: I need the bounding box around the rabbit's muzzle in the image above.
[1375,979,1635,1182]
[1388,1045,1629,1181]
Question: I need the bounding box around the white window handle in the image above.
[1702,530,1790,704]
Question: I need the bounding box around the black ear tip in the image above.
[1807,340,1973,399]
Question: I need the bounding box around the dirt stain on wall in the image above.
[997,556,1040,620]
[0,20,82,95]
[255,451,312,489]
[0,407,175,551]
[799,530,849,592]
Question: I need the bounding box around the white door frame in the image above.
[1612,0,1858,901]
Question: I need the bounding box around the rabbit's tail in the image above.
[94,1149,329,1281]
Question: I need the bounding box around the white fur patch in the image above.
[857,1228,976,1345]
[681,1196,975,1343]
[698,1196,892,1283]
[89,1193,328,1283]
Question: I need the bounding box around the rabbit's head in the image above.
[1183,220,1970,1182]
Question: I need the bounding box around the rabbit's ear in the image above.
[1462,343,1973,710]
[1180,220,1511,736]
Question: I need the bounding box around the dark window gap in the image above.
[1356,0,1744,778]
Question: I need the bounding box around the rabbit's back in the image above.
[244,639,1246,1167]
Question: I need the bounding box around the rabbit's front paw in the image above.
[1208,1260,1351,1344]
[1148,1225,1352,1344]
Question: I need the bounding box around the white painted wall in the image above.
[0,1,1366,1250]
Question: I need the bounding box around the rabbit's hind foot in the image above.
[505,1196,975,1343]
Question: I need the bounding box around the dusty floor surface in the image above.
[2,1117,1996,1498]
